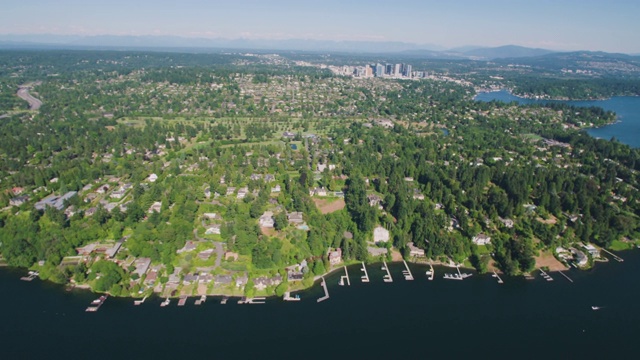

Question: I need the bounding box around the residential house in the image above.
[288,212,304,224]
[235,274,249,288]
[259,211,275,228]
[214,275,233,286]
[34,191,77,211]
[328,248,342,266]
[499,217,514,228]
[584,244,600,258]
[177,241,198,254]
[264,174,276,182]
[368,194,383,207]
[148,173,158,183]
[472,234,491,246]
[198,249,215,260]
[368,246,388,257]
[225,252,239,261]
[237,187,249,199]
[205,224,222,235]
[10,195,29,207]
[271,184,282,193]
[133,258,152,278]
[202,213,220,220]
[147,201,162,213]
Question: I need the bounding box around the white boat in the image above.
[591,306,601,310]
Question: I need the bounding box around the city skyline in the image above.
[1,0,639,53]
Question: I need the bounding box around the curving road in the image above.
[17,86,42,110]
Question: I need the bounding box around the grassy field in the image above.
[609,240,635,251]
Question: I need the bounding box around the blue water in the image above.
[291,144,298,150]
[475,90,640,148]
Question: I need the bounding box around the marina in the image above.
[382,261,393,282]
[402,260,414,280]
[317,277,330,302]
[360,262,370,283]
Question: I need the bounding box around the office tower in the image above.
[375,63,384,77]
[404,64,412,77]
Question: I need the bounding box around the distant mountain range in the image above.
[0,34,636,60]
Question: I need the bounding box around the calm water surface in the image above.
[475,90,640,148]
[2,251,640,359]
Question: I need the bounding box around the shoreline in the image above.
[3,254,613,301]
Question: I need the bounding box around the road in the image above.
[17,87,42,110]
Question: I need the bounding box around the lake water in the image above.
[475,90,640,148]
[2,250,640,359]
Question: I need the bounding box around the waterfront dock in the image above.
[360,262,370,283]
[220,297,229,305]
[539,268,554,281]
[178,296,187,306]
[246,297,266,304]
[20,271,38,282]
[134,296,148,306]
[426,264,434,281]
[86,295,108,312]
[382,261,393,282]
[492,270,504,284]
[339,265,351,286]
[558,271,574,283]
[195,295,207,305]
[402,260,414,280]
[283,292,301,301]
[601,248,624,262]
[160,298,171,307]
[317,277,330,303]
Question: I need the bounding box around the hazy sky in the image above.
[1,0,638,52]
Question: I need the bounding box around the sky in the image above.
[0,0,638,53]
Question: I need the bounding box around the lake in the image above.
[475,90,640,148]
[2,250,640,359]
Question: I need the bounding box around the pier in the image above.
[492,270,504,284]
[195,295,207,305]
[601,248,624,262]
[558,271,574,283]
[360,262,370,283]
[382,261,393,282]
[20,271,39,282]
[134,296,148,306]
[245,297,266,304]
[160,298,171,307]
[317,277,330,303]
[339,265,351,286]
[426,263,434,281]
[220,297,229,305]
[283,292,301,301]
[178,296,187,306]
[86,295,108,312]
[539,268,554,281]
[402,260,414,280]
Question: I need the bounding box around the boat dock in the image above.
[220,297,229,305]
[426,264,434,281]
[283,292,301,301]
[558,271,574,283]
[178,296,187,306]
[443,266,472,281]
[492,270,504,284]
[601,248,624,262]
[86,295,108,312]
[160,298,171,307]
[317,277,330,303]
[539,268,554,281]
[20,271,39,281]
[339,265,351,286]
[382,261,393,282]
[195,295,207,305]
[360,262,370,283]
[134,296,147,306]
[402,260,414,280]
[245,297,266,304]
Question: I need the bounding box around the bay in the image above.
[2,250,640,359]
[475,90,640,148]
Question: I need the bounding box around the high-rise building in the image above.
[394,64,401,77]
[404,64,412,77]
[375,63,384,77]
[385,64,393,75]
